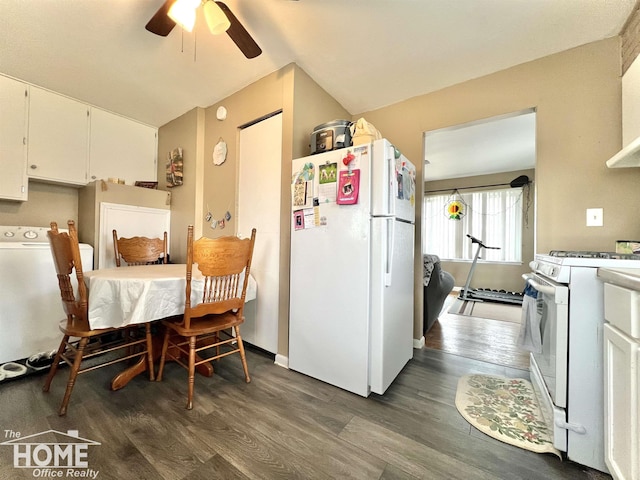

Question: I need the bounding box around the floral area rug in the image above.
[455,374,561,458]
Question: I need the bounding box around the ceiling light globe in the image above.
[168,0,200,32]
[204,1,231,35]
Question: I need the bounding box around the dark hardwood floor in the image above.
[425,295,531,371]
[0,342,609,479]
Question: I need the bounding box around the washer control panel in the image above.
[0,226,63,243]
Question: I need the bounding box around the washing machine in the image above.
[0,225,93,366]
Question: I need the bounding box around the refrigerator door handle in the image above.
[385,217,395,286]
[387,148,396,217]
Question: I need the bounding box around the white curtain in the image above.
[423,187,523,262]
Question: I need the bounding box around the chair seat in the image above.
[57,318,117,338]
[162,312,243,337]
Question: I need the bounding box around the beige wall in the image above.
[425,169,535,292]
[0,182,77,227]
[354,37,640,337]
[157,107,201,264]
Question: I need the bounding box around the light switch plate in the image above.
[586,208,603,227]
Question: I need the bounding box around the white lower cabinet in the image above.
[604,282,640,480]
[27,86,89,185]
[0,75,28,201]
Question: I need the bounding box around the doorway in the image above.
[422,109,536,370]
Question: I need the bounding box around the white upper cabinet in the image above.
[89,108,158,185]
[27,86,89,185]
[0,75,29,201]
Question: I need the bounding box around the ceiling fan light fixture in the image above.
[204,1,231,35]
[167,0,200,32]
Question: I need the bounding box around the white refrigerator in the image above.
[289,138,416,396]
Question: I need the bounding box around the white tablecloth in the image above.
[84,264,257,330]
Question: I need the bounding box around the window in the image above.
[423,187,524,262]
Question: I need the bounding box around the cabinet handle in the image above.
[30,165,37,170]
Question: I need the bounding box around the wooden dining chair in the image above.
[112,230,168,267]
[44,220,155,416]
[156,226,257,409]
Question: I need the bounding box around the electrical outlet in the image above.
[586,208,603,227]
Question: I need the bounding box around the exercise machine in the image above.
[458,234,523,305]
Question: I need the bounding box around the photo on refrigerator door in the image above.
[293,210,304,230]
[318,162,337,204]
[292,162,315,209]
[337,169,360,205]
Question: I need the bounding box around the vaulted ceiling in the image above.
[0,0,635,128]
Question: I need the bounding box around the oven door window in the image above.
[527,273,569,409]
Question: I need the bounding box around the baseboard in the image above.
[274,354,289,369]
[413,336,425,349]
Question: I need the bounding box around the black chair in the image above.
[423,254,455,334]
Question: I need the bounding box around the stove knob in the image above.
[23,230,38,240]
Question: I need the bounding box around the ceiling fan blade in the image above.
[145,0,177,37]
[216,2,262,59]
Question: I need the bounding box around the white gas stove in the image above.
[531,250,640,283]
[525,249,640,473]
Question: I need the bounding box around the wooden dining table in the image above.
[84,263,257,389]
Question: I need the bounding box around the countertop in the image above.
[597,267,640,291]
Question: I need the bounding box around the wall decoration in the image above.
[213,138,227,165]
[166,147,184,188]
[444,189,467,220]
[447,200,465,220]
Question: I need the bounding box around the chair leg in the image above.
[187,336,196,410]
[144,323,155,381]
[156,328,171,382]
[58,337,89,416]
[234,325,251,383]
[43,335,68,393]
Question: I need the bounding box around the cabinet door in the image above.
[604,323,639,480]
[89,108,158,185]
[27,86,89,185]
[0,75,29,201]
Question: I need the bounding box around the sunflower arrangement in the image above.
[447,200,465,220]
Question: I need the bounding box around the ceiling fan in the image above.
[145,0,262,59]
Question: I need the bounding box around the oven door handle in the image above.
[522,273,557,296]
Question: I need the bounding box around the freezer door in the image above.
[369,218,415,394]
[394,156,416,223]
[370,139,416,223]
[370,139,395,217]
